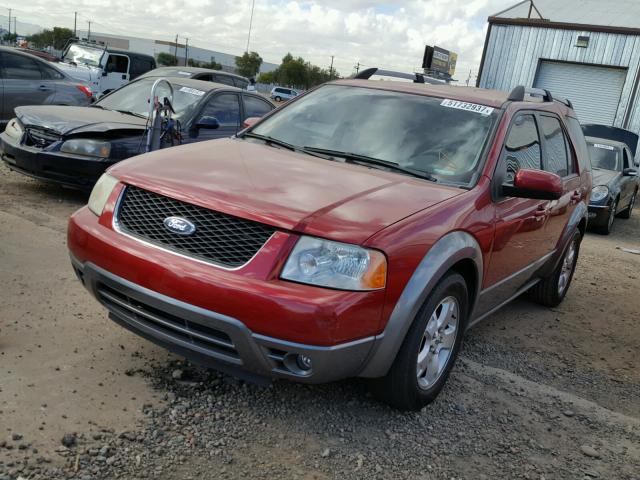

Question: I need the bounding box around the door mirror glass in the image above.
[623,168,638,176]
[195,116,220,130]
[502,168,563,200]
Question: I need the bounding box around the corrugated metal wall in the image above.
[479,24,640,157]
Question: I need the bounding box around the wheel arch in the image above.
[358,230,483,378]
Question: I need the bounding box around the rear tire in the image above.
[530,230,581,307]
[275,96,282,102]
[371,272,468,411]
[619,191,636,219]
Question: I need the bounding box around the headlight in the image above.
[4,118,24,140]
[281,236,387,290]
[88,173,119,216]
[591,185,609,203]
[60,139,111,158]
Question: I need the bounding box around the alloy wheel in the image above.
[416,296,459,389]
[558,239,577,296]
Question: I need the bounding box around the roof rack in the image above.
[353,67,446,85]
[507,85,574,109]
[508,85,553,102]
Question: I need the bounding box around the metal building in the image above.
[477,0,640,159]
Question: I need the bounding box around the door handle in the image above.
[122,74,126,80]
[534,205,549,218]
[38,85,51,91]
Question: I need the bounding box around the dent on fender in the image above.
[359,230,483,378]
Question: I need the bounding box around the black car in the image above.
[138,67,250,89]
[0,77,274,189]
[586,136,639,234]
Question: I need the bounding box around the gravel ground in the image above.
[1,164,639,480]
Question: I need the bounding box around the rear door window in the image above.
[234,78,249,89]
[502,114,542,184]
[212,74,235,87]
[1,52,43,80]
[539,115,569,177]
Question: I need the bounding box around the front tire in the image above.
[530,230,581,307]
[372,273,468,411]
[274,96,282,102]
[619,191,636,219]
[595,198,617,235]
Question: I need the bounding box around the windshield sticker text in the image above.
[440,99,494,116]
[179,86,205,96]
[593,143,615,151]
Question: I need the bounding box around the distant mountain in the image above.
[0,16,46,36]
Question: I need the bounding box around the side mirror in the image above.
[242,116,261,129]
[195,116,220,130]
[502,169,563,200]
[623,168,638,176]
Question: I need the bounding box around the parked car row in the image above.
[0,76,275,189]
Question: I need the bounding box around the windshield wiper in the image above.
[241,132,334,160]
[114,110,146,119]
[242,132,297,151]
[302,147,437,182]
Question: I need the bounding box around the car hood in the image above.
[592,168,620,187]
[55,61,100,82]
[15,106,147,136]
[109,138,464,244]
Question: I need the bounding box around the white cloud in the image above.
[6,0,513,81]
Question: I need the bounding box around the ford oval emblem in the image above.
[163,216,196,236]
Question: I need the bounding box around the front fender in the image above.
[359,231,483,378]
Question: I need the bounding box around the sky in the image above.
[1,0,516,81]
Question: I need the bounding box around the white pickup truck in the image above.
[55,41,156,97]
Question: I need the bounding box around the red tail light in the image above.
[76,84,93,99]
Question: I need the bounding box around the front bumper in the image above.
[0,133,111,189]
[587,203,611,226]
[71,258,376,384]
[68,199,388,383]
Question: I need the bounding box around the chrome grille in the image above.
[24,128,61,149]
[115,186,276,268]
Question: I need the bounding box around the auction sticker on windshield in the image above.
[179,86,205,96]
[441,99,494,116]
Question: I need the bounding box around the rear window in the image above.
[587,142,620,171]
[253,85,499,185]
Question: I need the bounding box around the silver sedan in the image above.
[0,46,92,128]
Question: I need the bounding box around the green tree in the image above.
[235,51,263,78]
[27,27,73,50]
[3,32,17,43]
[157,52,178,66]
[258,53,337,89]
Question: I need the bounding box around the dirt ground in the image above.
[1,164,639,480]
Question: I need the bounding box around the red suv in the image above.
[68,81,592,410]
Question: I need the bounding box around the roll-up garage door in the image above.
[534,61,626,126]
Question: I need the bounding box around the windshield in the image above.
[63,44,104,67]
[250,85,498,184]
[95,80,205,118]
[588,142,620,171]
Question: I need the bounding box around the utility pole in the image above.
[245,0,255,53]
[74,12,77,37]
[466,68,472,86]
[329,56,334,80]
[184,38,189,66]
[13,17,16,44]
[87,20,91,40]
[7,8,11,39]
[174,34,179,62]
[355,62,360,74]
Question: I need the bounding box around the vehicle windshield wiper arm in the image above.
[241,132,333,160]
[114,110,147,119]
[242,132,297,151]
[302,147,437,181]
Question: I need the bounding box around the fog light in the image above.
[296,354,313,371]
